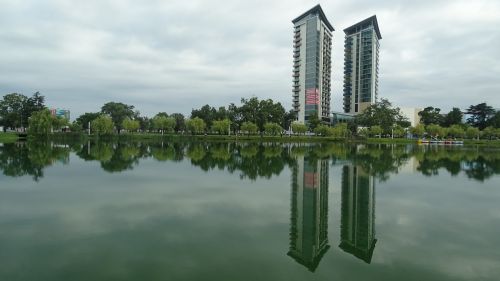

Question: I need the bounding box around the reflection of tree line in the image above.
[1,141,500,182]
[0,142,70,181]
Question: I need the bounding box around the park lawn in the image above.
[0,132,18,143]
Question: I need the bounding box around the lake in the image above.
[1,140,499,280]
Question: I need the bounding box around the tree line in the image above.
[1,92,499,139]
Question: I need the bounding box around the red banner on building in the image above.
[305,88,319,105]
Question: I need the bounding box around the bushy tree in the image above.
[91,115,114,135]
[211,119,231,135]
[466,103,495,129]
[314,124,331,136]
[185,117,206,134]
[76,112,101,131]
[369,125,382,138]
[240,121,258,135]
[410,124,426,138]
[291,122,307,135]
[443,107,463,127]
[418,107,444,126]
[263,122,282,136]
[101,102,135,133]
[392,124,405,138]
[28,109,52,135]
[465,126,480,139]
[447,124,465,138]
[357,99,408,134]
[122,118,140,132]
[152,116,175,134]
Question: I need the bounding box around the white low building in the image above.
[399,107,422,127]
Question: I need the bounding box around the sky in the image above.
[0,0,499,119]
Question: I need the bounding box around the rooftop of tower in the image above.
[292,4,334,32]
[343,15,382,40]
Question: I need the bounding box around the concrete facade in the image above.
[400,107,422,127]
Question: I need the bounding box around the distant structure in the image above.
[343,16,382,114]
[400,107,422,127]
[50,108,70,120]
[339,164,377,263]
[288,155,330,272]
[292,5,334,125]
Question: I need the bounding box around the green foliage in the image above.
[307,114,321,131]
[263,122,282,136]
[0,92,44,130]
[466,103,495,129]
[356,99,408,134]
[152,116,175,134]
[76,112,101,130]
[369,125,383,137]
[447,124,465,138]
[101,102,135,133]
[410,124,426,138]
[52,116,69,131]
[211,119,231,135]
[91,115,114,135]
[170,113,185,132]
[185,117,206,134]
[443,107,463,127]
[28,109,53,135]
[392,125,405,138]
[466,126,480,139]
[122,118,140,132]
[487,111,500,128]
[482,126,496,140]
[314,124,331,136]
[291,122,307,135]
[240,121,258,135]
[426,124,444,138]
[418,107,444,126]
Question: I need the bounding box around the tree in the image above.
[426,124,443,138]
[185,117,206,134]
[170,113,186,132]
[418,107,444,126]
[482,126,495,140]
[263,122,282,136]
[211,119,231,135]
[101,102,135,133]
[0,93,26,130]
[356,99,408,134]
[307,114,321,131]
[466,103,495,129]
[152,116,175,134]
[443,107,463,127]
[369,125,382,138]
[52,116,69,131]
[465,127,480,139]
[447,124,465,138]
[283,110,297,131]
[240,121,258,135]
[410,124,425,138]
[28,109,52,135]
[314,124,331,136]
[91,115,114,135]
[392,124,405,138]
[191,105,217,128]
[487,111,500,128]
[122,118,140,132]
[291,122,307,135]
[76,112,101,130]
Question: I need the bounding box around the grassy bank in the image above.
[0,133,19,143]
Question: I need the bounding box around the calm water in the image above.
[1,140,499,281]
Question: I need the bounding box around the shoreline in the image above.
[3,132,500,146]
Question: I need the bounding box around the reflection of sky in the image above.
[0,154,499,280]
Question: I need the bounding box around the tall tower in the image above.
[288,155,330,272]
[292,5,334,124]
[343,16,382,114]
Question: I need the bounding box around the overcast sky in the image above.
[1,0,499,119]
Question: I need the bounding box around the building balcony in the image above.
[292,73,299,77]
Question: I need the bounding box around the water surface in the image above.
[1,141,499,280]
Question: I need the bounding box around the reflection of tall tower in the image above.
[288,156,330,271]
[339,165,377,263]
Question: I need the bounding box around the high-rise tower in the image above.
[292,5,334,124]
[343,16,381,114]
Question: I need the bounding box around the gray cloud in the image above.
[1,0,499,119]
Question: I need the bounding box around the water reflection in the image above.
[339,164,377,263]
[288,154,330,271]
[1,141,500,183]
